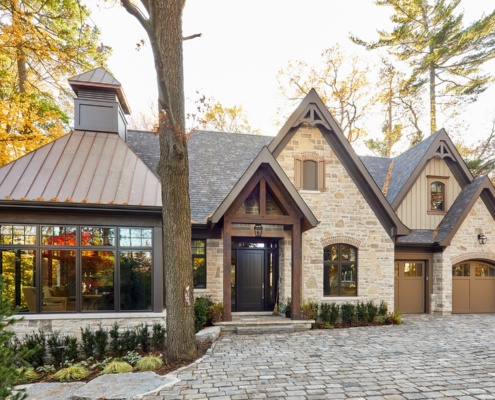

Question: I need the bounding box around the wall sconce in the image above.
[254,224,263,237]
[478,233,488,245]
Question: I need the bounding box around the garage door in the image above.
[452,262,495,313]
[394,261,425,313]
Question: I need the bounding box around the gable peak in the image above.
[293,102,331,130]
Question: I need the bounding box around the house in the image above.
[2,68,495,336]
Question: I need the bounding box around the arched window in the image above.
[294,156,326,191]
[323,243,357,296]
[430,181,445,211]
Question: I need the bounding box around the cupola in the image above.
[69,67,131,141]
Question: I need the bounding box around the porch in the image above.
[214,312,314,334]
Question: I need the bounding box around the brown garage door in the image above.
[452,262,495,313]
[394,261,425,313]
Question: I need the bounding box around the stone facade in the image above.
[10,312,166,339]
[276,124,396,307]
[194,238,224,303]
[431,198,495,314]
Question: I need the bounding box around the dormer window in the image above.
[294,155,325,192]
[428,177,448,213]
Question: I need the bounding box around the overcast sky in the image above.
[89,1,495,153]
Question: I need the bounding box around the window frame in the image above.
[427,176,448,214]
[294,155,326,192]
[0,224,154,314]
[323,243,358,297]
[192,239,207,289]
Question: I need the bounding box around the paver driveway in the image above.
[153,314,495,399]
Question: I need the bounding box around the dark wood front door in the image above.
[237,249,265,311]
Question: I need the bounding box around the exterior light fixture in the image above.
[478,233,488,245]
[254,224,263,237]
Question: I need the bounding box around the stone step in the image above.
[236,325,295,335]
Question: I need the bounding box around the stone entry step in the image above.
[237,325,295,335]
[214,312,314,334]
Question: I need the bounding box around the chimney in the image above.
[69,67,131,141]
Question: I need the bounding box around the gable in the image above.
[396,157,463,229]
[269,89,409,238]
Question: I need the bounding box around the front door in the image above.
[237,249,265,311]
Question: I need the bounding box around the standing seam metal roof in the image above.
[0,131,161,206]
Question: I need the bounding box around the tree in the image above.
[352,0,495,134]
[0,0,107,165]
[121,0,197,361]
[188,93,260,134]
[365,59,425,156]
[277,45,372,143]
[0,275,25,400]
[462,118,495,179]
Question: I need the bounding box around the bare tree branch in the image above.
[120,0,150,32]
[183,33,202,41]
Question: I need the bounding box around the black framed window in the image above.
[192,240,206,288]
[323,243,357,296]
[0,224,153,313]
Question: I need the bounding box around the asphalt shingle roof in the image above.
[126,130,273,223]
[385,133,439,203]
[359,156,392,190]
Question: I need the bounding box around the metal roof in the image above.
[69,67,131,114]
[0,131,161,207]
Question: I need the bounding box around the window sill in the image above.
[427,210,447,215]
[300,190,321,194]
[321,296,364,301]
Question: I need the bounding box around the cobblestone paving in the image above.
[152,314,495,399]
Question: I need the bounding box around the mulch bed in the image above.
[31,341,212,384]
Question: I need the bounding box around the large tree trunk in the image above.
[122,0,196,362]
[154,1,196,362]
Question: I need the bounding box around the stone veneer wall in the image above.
[432,198,495,314]
[276,124,395,307]
[10,312,166,339]
[194,238,223,303]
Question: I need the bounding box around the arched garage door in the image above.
[452,262,495,313]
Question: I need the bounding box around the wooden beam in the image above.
[223,221,232,321]
[291,220,302,320]
[229,214,298,224]
[260,178,266,216]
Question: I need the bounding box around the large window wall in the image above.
[0,224,153,313]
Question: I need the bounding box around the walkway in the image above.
[153,314,495,399]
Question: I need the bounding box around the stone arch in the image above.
[451,252,495,266]
[321,235,362,249]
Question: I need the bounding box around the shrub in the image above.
[194,296,213,333]
[319,303,340,326]
[390,310,403,325]
[48,332,78,366]
[340,303,356,326]
[52,365,90,381]
[207,302,224,323]
[81,326,95,359]
[137,323,150,353]
[16,367,39,384]
[119,328,138,354]
[151,323,166,350]
[94,325,108,360]
[101,360,133,374]
[366,300,379,322]
[356,301,368,323]
[135,355,163,371]
[0,276,25,400]
[109,322,121,356]
[301,299,318,320]
[378,300,388,316]
[21,330,47,367]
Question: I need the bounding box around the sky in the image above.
[88,1,495,153]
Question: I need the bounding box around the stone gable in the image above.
[276,124,395,306]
